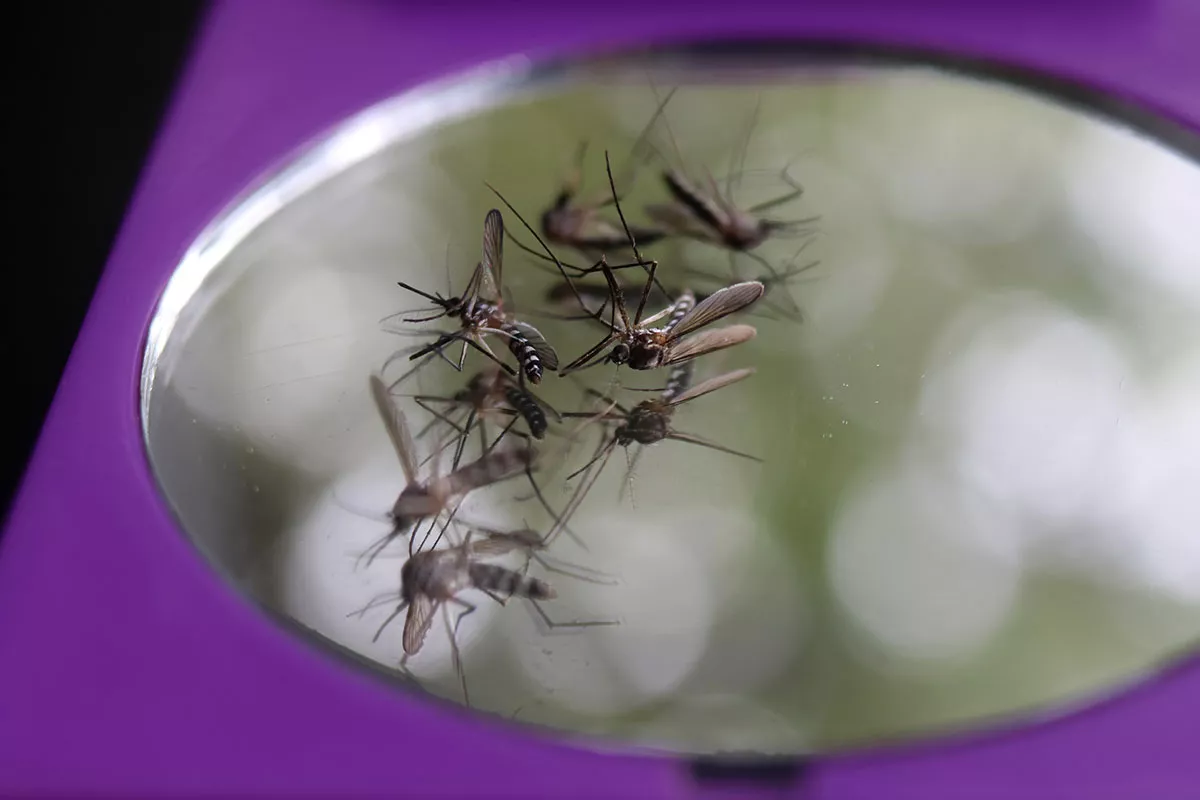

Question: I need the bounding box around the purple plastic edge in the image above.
[2,1,1198,797]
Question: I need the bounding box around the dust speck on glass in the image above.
[141,46,1200,757]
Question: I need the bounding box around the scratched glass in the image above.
[142,47,1200,755]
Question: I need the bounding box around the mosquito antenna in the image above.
[411,512,443,557]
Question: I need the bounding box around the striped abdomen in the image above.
[661,360,694,404]
[664,290,696,333]
[468,563,555,599]
[504,386,547,439]
[657,290,697,400]
[503,323,543,383]
[442,445,535,497]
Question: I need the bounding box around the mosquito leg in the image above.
[382,347,440,391]
[476,415,492,458]
[447,598,478,707]
[530,552,621,586]
[743,249,803,318]
[485,416,519,456]
[451,408,479,472]
[462,334,518,377]
[406,330,465,364]
[559,332,620,376]
[520,462,589,553]
[526,598,620,633]
[745,185,805,216]
[481,587,511,607]
[411,396,464,442]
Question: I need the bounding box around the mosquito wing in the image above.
[506,319,559,371]
[662,324,757,366]
[369,374,419,484]
[467,528,543,558]
[476,208,505,303]
[402,593,437,655]
[667,281,764,340]
[644,201,714,242]
[667,367,756,407]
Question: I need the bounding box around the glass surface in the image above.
[142,49,1200,755]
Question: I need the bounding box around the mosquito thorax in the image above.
[541,203,570,241]
[617,402,670,446]
[628,341,667,370]
[724,218,769,251]
[462,370,493,401]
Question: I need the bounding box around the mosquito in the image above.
[639,86,818,317]
[355,374,537,568]
[494,150,765,377]
[535,89,680,258]
[353,526,619,706]
[558,261,763,374]
[402,366,559,473]
[388,209,558,387]
[543,367,761,544]
[538,140,669,257]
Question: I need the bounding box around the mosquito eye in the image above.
[610,344,630,364]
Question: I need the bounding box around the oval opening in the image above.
[141,42,1200,757]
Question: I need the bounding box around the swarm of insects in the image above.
[347,87,820,710]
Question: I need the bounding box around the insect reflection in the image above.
[544,367,761,546]
[357,374,536,568]
[352,525,619,706]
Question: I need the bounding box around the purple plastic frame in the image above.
[2,1,1198,796]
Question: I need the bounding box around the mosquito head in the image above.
[399,556,421,602]
[443,294,469,316]
[608,342,631,365]
[540,200,570,241]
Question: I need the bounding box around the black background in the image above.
[4,2,207,517]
